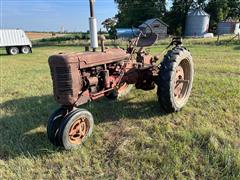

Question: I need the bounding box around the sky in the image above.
[0,0,172,32]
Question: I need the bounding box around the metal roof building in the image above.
[139,18,168,39]
[185,9,210,37]
[217,21,240,35]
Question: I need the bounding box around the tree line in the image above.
[102,0,240,36]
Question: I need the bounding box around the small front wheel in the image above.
[58,109,94,150]
[47,107,69,146]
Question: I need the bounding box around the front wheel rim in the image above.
[68,117,89,145]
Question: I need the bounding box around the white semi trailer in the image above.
[0,29,32,55]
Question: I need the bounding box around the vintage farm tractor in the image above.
[47,1,194,150]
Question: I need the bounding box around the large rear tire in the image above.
[157,47,194,113]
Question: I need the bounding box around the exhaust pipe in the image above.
[89,0,98,52]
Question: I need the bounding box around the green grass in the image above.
[0,42,240,179]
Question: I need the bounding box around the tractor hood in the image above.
[49,48,129,69]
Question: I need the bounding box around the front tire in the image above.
[47,107,69,146]
[157,47,194,113]
[58,109,94,150]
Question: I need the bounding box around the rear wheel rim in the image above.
[173,59,191,103]
[68,117,89,145]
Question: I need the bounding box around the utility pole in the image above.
[89,0,94,17]
[89,0,98,52]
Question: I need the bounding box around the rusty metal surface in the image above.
[68,117,89,145]
[48,48,129,106]
[174,65,185,100]
[122,68,139,84]
[143,54,153,65]
[174,61,190,103]
[49,48,129,69]
[48,60,83,106]
[88,77,98,86]
[48,35,164,108]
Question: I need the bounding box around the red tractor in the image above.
[47,35,194,150]
[47,1,194,150]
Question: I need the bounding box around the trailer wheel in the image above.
[58,109,94,150]
[157,47,194,113]
[47,107,69,146]
[106,83,133,100]
[8,47,19,55]
[21,46,31,54]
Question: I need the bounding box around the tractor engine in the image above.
[48,48,130,106]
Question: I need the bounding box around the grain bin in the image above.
[185,8,210,37]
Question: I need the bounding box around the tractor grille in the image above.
[53,67,73,95]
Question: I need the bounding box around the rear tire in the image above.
[21,46,31,54]
[157,47,194,113]
[7,47,19,55]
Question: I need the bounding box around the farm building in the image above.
[185,8,210,37]
[217,20,240,35]
[139,18,168,39]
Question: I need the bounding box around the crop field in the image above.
[26,32,66,40]
[0,40,240,179]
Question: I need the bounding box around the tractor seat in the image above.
[137,33,158,47]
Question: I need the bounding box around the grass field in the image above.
[0,41,240,179]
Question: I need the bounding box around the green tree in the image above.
[204,0,240,32]
[227,0,240,19]
[102,18,118,39]
[166,0,193,35]
[205,0,229,32]
[102,18,117,31]
[114,0,167,28]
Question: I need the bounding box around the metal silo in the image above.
[185,9,210,37]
